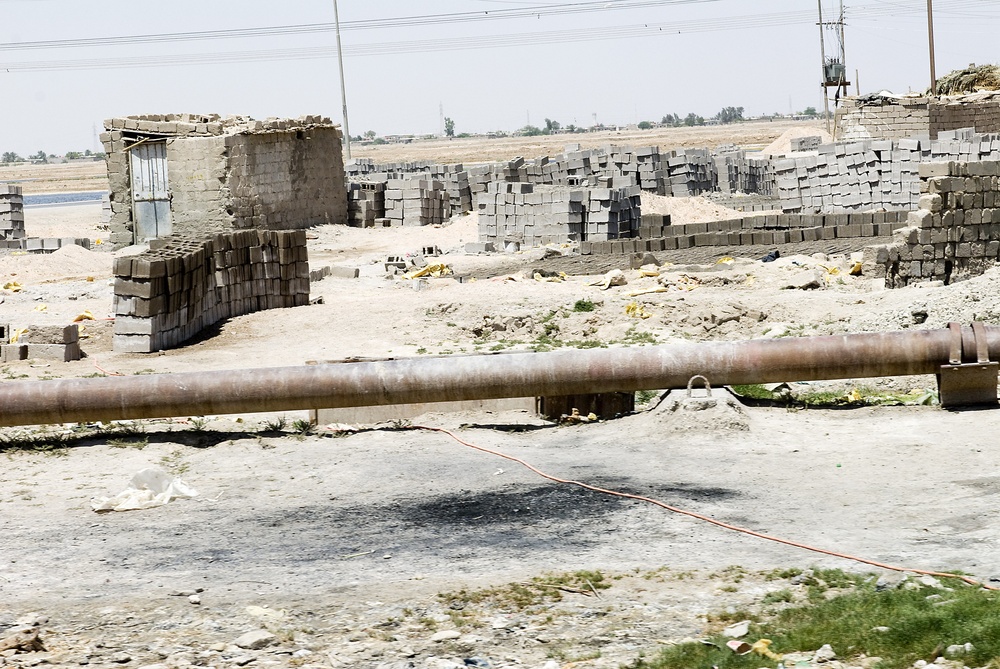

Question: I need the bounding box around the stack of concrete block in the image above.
[639,213,671,238]
[22,238,92,253]
[113,229,309,353]
[866,160,1000,287]
[0,184,25,248]
[347,181,386,227]
[428,165,473,216]
[477,183,586,248]
[596,146,665,193]
[708,192,781,212]
[790,136,823,152]
[0,323,23,362]
[580,210,907,255]
[384,176,448,226]
[586,185,641,241]
[20,324,82,362]
[665,149,716,196]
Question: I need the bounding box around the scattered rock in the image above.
[782,269,825,290]
[813,644,836,663]
[429,630,461,643]
[233,630,277,650]
[918,575,944,588]
[0,626,45,654]
[945,642,973,657]
[110,651,132,663]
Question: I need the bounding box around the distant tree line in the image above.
[1,149,104,164]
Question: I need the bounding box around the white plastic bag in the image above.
[91,467,198,512]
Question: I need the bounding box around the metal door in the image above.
[130,141,172,242]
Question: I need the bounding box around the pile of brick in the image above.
[586,184,641,241]
[113,229,309,353]
[0,184,25,249]
[384,176,449,226]
[664,149,716,196]
[0,324,82,363]
[580,210,908,255]
[790,136,823,152]
[638,213,672,239]
[715,151,775,196]
[427,165,473,216]
[866,160,1000,287]
[476,182,640,248]
[773,129,1000,213]
[347,181,386,227]
[477,183,585,248]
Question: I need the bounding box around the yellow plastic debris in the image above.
[73,310,96,323]
[403,263,452,280]
[9,328,27,344]
[638,269,660,278]
[744,275,756,286]
[3,281,22,292]
[850,261,863,276]
[750,639,783,662]
[95,239,103,245]
[822,265,841,276]
[626,287,670,297]
[846,388,863,402]
[33,304,48,312]
[625,302,654,319]
[716,256,735,265]
[533,271,567,283]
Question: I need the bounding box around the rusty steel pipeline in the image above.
[1,325,998,427]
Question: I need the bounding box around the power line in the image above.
[0,0,719,51]
[0,0,992,73]
[0,11,818,72]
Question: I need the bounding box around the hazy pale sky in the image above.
[1,0,998,156]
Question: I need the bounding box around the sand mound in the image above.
[641,192,743,225]
[0,244,113,284]
[760,126,833,156]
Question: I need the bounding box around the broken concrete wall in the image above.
[226,126,347,230]
[112,229,310,353]
[865,160,1000,287]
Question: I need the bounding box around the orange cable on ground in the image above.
[411,424,999,592]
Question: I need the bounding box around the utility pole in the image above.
[818,0,830,134]
[333,0,352,160]
[927,0,937,95]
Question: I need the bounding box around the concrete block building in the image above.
[101,114,348,248]
[837,92,1000,141]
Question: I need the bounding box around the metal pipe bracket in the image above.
[937,322,999,408]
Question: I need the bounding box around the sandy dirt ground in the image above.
[0,162,107,196]
[2,127,999,669]
[348,119,826,165]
